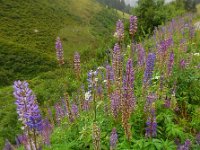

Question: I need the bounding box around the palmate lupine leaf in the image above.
[166,123,184,140]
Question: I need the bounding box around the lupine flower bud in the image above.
[74,52,81,78]
[143,53,156,85]
[115,20,124,41]
[55,37,64,65]
[110,128,118,150]
[167,51,174,76]
[92,122,101,150]
[129,15,137,36]
[137,44,146,66]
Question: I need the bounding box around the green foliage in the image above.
[133,0,185,38]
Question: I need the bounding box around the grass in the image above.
[0,0,120,87]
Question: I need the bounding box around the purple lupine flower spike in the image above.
[74,52,81,78]
[71,103,79,118]
[129,15,137,36]
[164,97,171,108]
[144,93,157,138]
[178,139,191,150]
[121,59,135,140]
[41,119,52,146]
[180,59,186,69]
[115,20,124,41]
[13,80,42,132]
[55,103,65,124]
[106,65,114,95]
[87,70,93,93]
[143,53,156,85]
[18,134,31,150]
[110,128,118,150]
[55,37,64,65]
[145,104,157,138]
[167,51,174,76]
[158,38,173,55]
[137,44,146,66]
[110,91,120,119]
[3,139,15,150]
[112,43,122,81]
[196,132,200,145]
[123,58,135,111]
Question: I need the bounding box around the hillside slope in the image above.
[0,0,119,86]
[0,0,122,148]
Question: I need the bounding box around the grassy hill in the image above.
[0,0,123,148]
[0,0,120,87]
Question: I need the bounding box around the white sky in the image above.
[124,0,174,6]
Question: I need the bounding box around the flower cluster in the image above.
[143,53,156,85]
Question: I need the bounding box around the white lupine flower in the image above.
[85,91,91,101]
[113,32,118,38]
[103,80,107,83]
[97,66,104,70]
[193,53,200,56]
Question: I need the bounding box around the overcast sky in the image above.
[124,0,174,6]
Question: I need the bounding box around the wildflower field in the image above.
[1,1,200,150]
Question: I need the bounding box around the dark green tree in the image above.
[184,0,196,12]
